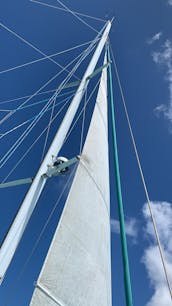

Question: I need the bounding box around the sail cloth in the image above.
[30,54,112,306]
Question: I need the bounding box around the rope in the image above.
[0,93,75,139]
[0,39,98,76]
[30,0,106,22]
[0,96,56,168]
[9,93,74,111]
[55,0,99,33]
[0,39,95,126]
[0,34,99,170]
[0,89,74,106]
[1,96,72,184]
[40,96,57,162]
[0,88,76,167]
[0,21,79,80]
[0,120,30,139]
[63,77,101,146]
[79,88,87,154]
[109,43,172,301]
[4,165,77,306]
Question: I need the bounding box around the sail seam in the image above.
[35,282,66,306]
[80,160,110,216]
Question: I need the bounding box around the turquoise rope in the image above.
[107,46,133,306]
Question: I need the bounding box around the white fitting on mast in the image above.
[0,21,111,282]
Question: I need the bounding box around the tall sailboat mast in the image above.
[0,21,111,282]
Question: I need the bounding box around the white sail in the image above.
[30,53,111,306]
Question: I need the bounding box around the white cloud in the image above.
[111,217,138,243]
[168,0,172,5]
[152,40,172,122]
[142,201,172,306]
[147,32,162,45]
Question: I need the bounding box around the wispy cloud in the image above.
[168,0,172,5]
[152,40,172,123]
[111,217,138,243]
[147,32,162,45]
[142,201,172,306]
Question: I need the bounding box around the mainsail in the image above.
[30,54,112,306]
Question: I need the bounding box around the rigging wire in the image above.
[0,120,30,139]
[0,88,74,106]
[30,0,106,23]
[0,29,103,166]
[79,88,87,154]
[0,93,75,139]
[0,95,56,168]
[0,92,74,113]
[0,30,101,127]
[0,21,80,81]
[0,39,99,76]
[4,164,77,306]
[0,89,56,105]
[1,95,73,184]
[63,77,101,146]
[0,52,95,174]
[0,88,79,167]
[55,0,99,34]
[40,96,57,162]
[109,43,172,301]
[0,55,79,126]
[1,75,100,183]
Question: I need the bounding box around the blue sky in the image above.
[0,1,172,305]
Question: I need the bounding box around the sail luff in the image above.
[30,53,111,306]
[0,21,111,283]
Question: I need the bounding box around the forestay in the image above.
[30,53,112,306]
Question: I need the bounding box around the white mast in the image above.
[0,21,111,282]
[31,52,111,306]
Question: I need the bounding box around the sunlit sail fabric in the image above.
[30,54,112,306]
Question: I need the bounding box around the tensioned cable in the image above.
[0,88,74,105]
[0,39,99,76]
[7,91,75,111]
[55,0,99,34]
[0,35,97,126]
[63,77,101,146]
[0,88,79,167]
[0,22,106,126]
[0,92,74,114]
[0,39,97,168]
[79,88,87,154]
[0,94,57,168]
[30,0,106,22]
[1,96,72,184]
[0,93,75,139]
[0,54,79,126]
[109,44,172,301]
[1,75,99,183]
[0,21,79,80]
[40,95,57,162]
[1,26,105,175]
[0,97,70,140]
[4,164,77,306]
[0,85,76,166]
[0,121,29,139]
[17,97,57,110]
